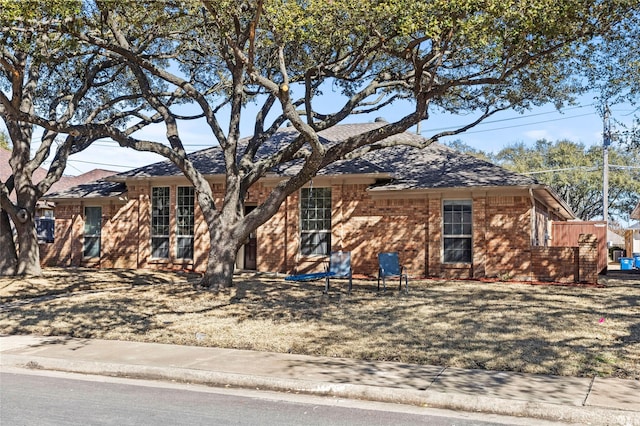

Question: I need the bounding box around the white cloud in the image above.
[523,129,552,140]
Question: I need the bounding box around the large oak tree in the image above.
[4,0,639,289]
[0,0,162,275]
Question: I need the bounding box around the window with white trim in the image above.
[151,187,170,258]
[83,206,101,258]
[300,187,331,256]
[443,200,472,263]
[176,186,194,259]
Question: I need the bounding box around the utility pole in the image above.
[602,104,611,223]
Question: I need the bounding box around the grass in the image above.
[1,267,639,380]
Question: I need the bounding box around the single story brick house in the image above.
[42,122,598,283]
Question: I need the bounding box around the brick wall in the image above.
[531,246,577,283]
[526,234,599,284]
[101,199,139,269]
[40,204,83,267]
[267,187,536,280]
[578,233,598,283]
[483,196,533,281]
[251,183,289,273]
[472,196,487,279]
[273,184,429,277]
[42,180,595,284]
[342,187,428,276]
[427,197,441,277]
[551,221,607,273]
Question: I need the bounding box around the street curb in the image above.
[2,354,638,425]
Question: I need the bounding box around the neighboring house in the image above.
[607,229,625,251]
[626,201,640,257]
[42,122,600,283]
[1,147,116,241]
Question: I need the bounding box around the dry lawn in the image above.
[1,267,639,380]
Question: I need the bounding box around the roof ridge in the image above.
[94,122,539,191]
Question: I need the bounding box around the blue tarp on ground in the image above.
[284,272,336,282]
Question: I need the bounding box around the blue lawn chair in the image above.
[377,252,408,293]
[285,251,353,293]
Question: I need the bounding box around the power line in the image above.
[468,113,597,134]
[17,102,634,173]
[90,140,212,150]
[419,104,594,134]
[609,165,640,170]
[422,112,595,135]
[65,158,139,169]
[520,166,598,175]
[520,164,640,175]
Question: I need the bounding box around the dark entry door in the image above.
[244,206,257,270]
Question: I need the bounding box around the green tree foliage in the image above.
[0,130,10,149]
[4,0,640,286]
[443,140,494,163]
[449,139,640,223]
[578,2,640,147]
[580,3,640,106]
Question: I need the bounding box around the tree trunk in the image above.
[0,210,17,275]
[13,213,42,276]
[199,224,240,290]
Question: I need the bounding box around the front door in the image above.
[243,206,257,270]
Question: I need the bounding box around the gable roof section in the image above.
[43,179,127,200]
[43,123,574,218]
[113,124,386,179]
[632,200,640,220]
[2,148,119,201]
[111,122,538,189]
[607,229,625,246]
[2,148,71,194]
[363,142,536,191]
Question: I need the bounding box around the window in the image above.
[151,187,170,258]
[84,206,101,258]
[443,200,472,263]
[300,187,331,256]
[35,217,55,243]
[176,186,194,259]
[40,209,54,218]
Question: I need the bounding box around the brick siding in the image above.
[531,246,577,283]
[41,181,598,284]
[578,233,598,283]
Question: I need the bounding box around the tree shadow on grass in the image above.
[1,268,639,380]
[227,276,640,379]
[2,296,158,338]
[0,267,200,304]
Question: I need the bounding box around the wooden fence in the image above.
[551,221,607,273]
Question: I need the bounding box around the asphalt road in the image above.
[0,369,565,426]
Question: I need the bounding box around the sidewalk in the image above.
[1,335,639,425]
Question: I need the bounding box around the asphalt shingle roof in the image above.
[113,122,538,190]
[43,179,127,199]
[2,148,121,200]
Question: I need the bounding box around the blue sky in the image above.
[53,93,637,176]
[1,90,636,176]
